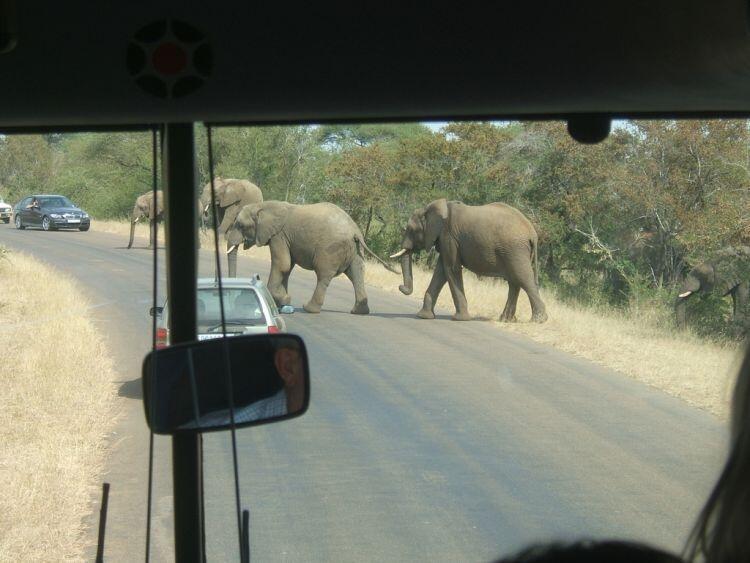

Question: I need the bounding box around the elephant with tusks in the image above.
[391,199,547,322]
[676,245,750,329]
[128,190,164,249]
[233,201,398,314]
[200,177,263,278]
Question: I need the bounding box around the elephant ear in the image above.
[218,180,243,208]
[423,199,449,251]
[255,203,289,247]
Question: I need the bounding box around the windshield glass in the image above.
[198,288,265,326]
[0,123,745,561]
[38,196,74,207]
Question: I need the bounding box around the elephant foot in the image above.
[499,313,517,322]
[451,311,472,321]
[416,308,435,319]
[531,311,548,323]
[272,294,291,307]
[303,302,322,314]
[351,302,370,315]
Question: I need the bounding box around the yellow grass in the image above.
[0,250,118,561]
[365,260,743,418]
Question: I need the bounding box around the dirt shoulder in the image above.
[0,249,118,561]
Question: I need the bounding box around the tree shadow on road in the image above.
[118,378,142,399]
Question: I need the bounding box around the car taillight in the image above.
[268,325,280,334]
[155,327,168,349]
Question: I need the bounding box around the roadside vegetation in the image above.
[0,247,117,561]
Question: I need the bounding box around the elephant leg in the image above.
[732,281,749,324]
[344,258,369,315]
[500,282,521,322]
[510,258,548,323]
[281,264,294,298]
[446,265,471,321]
[304,274,333,314]
[268,247,293,307]
[418,260,448,319]
[148,219,156,249]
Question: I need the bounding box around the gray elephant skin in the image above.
[128,190,164,249]
[391,199,547,322]
[234,201,398,314]
[200,177,263,277]
[675,245,750,328]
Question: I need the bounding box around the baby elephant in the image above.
[234,201,397,314]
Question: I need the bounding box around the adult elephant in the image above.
[128,190,164,249]
[675,245,750,328]
[391,199,547,322]
[233,201,398,314]
[199,177,263,277]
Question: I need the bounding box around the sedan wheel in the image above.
[42,216,51,231]
[15,214,24,230]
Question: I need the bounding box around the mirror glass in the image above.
[280,305,295,314]
[142,334,309,434]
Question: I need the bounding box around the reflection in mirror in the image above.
[280,305,295,314]
[142,334,309,434]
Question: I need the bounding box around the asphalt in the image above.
[0,224,729,562]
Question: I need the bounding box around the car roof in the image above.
[196,277,264,289]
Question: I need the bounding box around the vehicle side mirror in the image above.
[142,334,310,434]
[280,305,294,314]
[149,307,164,317]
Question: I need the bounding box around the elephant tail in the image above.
[531,238,539,287]
[356,236,400,274]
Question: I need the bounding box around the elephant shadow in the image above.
[118,377,142,399]
[324,309,456,321]
[114,245,166,250]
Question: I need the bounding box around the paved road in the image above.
[0,224,729,562]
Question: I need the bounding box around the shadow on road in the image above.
[323,309,456,321]
[118,378,142,399]
[113,246,166,250]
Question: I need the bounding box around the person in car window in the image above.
[684,343,750,562]
[26,197,39,209]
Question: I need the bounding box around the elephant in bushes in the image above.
[675,245,750,328]
[200,177,263,277]
[391,199,547,322]
[234,201,398,314]
[128,190,164,249]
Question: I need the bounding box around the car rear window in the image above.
[197,288,266,326]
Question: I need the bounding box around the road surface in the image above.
[0,224,728,562]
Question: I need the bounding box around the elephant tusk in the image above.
[226,244,239,255]
[203,204,210,214]
[678,291,693,298]
[390,248,408,259]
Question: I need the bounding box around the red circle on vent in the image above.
[152,42,187,75]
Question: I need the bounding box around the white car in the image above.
[0,197,11,224]
[151,276,293,348]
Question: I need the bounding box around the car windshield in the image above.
[0,122,746,561]
[38,196,74,207]
[197,288,265,326]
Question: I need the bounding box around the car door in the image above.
[27,198,43,226]
[16,198,31,223]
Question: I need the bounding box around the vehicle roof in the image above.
[196,277,264,289]
[1,2,749,130]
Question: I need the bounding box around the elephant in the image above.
[199,177,263,277]
[675,245,750,328]
[391,198,547,322]
[128,190,164,249]
[233,201,398,314]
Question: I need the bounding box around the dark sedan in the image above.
[14,194,90,231]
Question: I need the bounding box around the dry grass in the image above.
[0,250,118,561]
[365,260,743,418]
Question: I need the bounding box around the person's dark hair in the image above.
[684,342,750,562]
[495,540,682,563]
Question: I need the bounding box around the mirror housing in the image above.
[280,305,294,314]
[149,306,163,317]
[142,334,309,434]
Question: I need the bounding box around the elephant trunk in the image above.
[399,252,413,295]
[127,218,136,249]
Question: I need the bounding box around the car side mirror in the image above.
[149,306,163,317]
[142,334,310,434]
[280,305,294,314]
